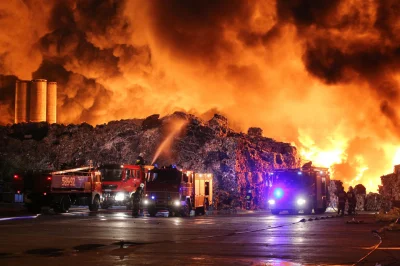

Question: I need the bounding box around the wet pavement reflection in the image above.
[0,207,398,265]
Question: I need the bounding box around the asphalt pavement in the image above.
[0,206,399,265]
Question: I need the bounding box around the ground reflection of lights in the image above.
[114,213,128,218]
[263,259,303,266]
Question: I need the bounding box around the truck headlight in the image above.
[296,198,306,205]
[174,200,180,206]
[143,199,149,205]
[268,199,275,205]
[115,192,125,201]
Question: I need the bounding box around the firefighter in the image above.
[132,183,145,218]
[135,153,145,165]
[337,187,347,216]
[245,189,253,210]
[347,186,356,215]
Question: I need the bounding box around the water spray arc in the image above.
[151,119,188,165]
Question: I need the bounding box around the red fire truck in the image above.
[267,164,330,215]
[13,170,52,214]
[143,166,213,217]
[49,166,102,213]
[14,166,102,213]
[99,164,149,209]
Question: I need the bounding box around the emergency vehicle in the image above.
[49,166,102,213]
[13,171,52,213]
[267,164,330,215]
[143,166,213,217]
[14,166,102,213]
[99,164,149,209]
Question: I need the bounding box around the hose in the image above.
[352,231,382,265]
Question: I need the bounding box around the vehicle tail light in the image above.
[47,176,52,181]
[43,192,47,196]
[17,190,20,194]
[13,174,19,179]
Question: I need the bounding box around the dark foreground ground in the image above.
[0,206,399,266]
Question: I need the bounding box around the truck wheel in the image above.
[89,196,100,212]
[271,209,280,215]
[54,196,71,213]
[101,203,109,210]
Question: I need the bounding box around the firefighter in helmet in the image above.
[336,186,347,216]
[135,153,145,165]
[346,186,356,215]
[132,183,145,218]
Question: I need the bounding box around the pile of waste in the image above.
[375,207,400,222]
[386,219,400,231]
[0,112,299,209]
[364,193,384,211]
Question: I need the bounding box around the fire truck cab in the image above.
[143,166,213,217]
[267,165,330,215]
[99,164,147,209]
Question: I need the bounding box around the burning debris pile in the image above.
[365,193,384,211]
[378,165,400,211]
[329,180,370,211]
[0,112,299,209]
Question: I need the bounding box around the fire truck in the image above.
[143,166,213,217]
[13,170,52,214]
[267,164,330,215]
[99,164,149,209]
[14,166,102,213]
[49,166,102,213]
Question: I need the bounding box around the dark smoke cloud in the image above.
[277,0,400,126]
[148,0,255,64]
[0,75,17,124]
[277,0,341,27]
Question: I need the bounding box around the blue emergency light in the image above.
[273,188,284,199]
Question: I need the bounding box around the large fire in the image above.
[1,0,399,192]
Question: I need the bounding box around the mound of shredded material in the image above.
[375,207,400,222]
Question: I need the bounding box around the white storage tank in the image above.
[15,80,30,123]
[29,79,47,122]
[46,81,57,124]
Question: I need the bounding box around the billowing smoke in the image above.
[1,0,399,191]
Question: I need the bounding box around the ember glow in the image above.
[1,0,400,192]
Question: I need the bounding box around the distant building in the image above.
[15,79,57,124]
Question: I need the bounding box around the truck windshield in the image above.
[274,172,302,187]
[148,169,181,184]
[100,168,123,181]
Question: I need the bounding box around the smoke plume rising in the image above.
[1,0,400,191]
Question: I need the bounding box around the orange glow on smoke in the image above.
[1,0,400,193]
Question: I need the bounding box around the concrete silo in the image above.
[14,80,30,123]
[29,79,47,122]
[46,82,57,124]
